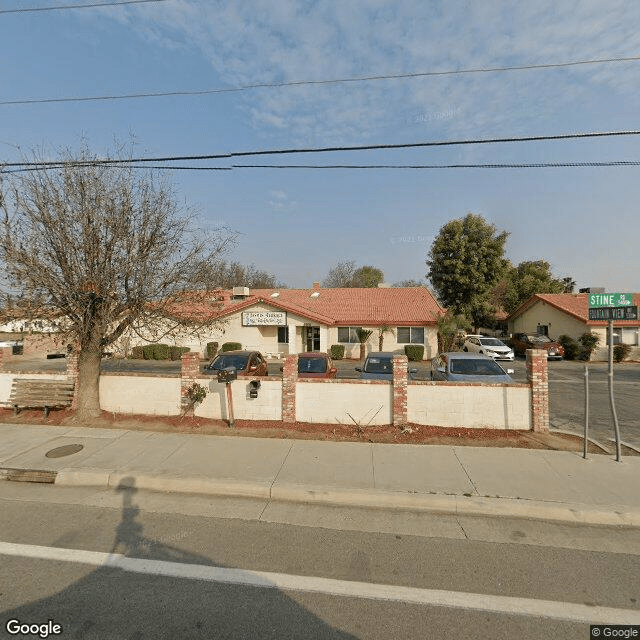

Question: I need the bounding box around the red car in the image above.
[204,350,269,376]
[511,333,565,360]
[296,352,338,378]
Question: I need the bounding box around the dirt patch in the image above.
[0,408,616,454]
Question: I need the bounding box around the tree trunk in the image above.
[76,347,102,420]
[359,343,366,360]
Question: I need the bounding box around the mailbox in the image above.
[217,366,237,383]
[248,380,261,398]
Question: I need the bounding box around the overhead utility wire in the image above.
[2,130,640,169]
[2,53,640,106]
[0,0,167,14]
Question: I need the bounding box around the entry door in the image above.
[306,326,321,351]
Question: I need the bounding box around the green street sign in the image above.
[588,292,634,308]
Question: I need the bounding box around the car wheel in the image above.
[463,347,468,352]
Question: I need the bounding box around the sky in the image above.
[1,0,640,292]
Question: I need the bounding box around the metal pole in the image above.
[608,320,622,461]
[226,381,235,428]
[583,364,589,459]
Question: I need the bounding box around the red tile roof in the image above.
[508,293,640,326]
[177,287,444,326]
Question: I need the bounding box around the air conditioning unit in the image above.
[232,287,250,297]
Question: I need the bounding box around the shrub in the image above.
[169,346,190,360]
[578,333,600,360]
[404,344,425,361]
[141,344,155,360]
[559,335,580,361]
[153,344,170,360]
[330,344,345,360]
[206,341,219,358]
[130,346,143,359]
[613,343,632,362]
[221,342,242,352]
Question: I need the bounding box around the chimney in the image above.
[312,282,321,289]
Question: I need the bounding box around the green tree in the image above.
[497,260,566,314]
[353,265,384,288]
[427,213,509,330]
[356,328,373,360]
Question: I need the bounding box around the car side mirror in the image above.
[409,368,417,374]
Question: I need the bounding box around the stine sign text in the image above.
[588,293,634,308]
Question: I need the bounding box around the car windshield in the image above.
[529,335,552,343]
[298,357,327,373]
[479,338,504,347]
[210,354,249,370]
[449,358,505,375]
[363,357,393,374]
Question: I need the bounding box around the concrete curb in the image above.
[46,467,640,528]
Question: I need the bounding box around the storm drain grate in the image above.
[45,443,84,458]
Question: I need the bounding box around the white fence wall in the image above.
[196,379,283,421]
[296,380,393,425]
[407,382,531,430]
[100,375,182,416]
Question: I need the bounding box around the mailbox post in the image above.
[217,366,237,428]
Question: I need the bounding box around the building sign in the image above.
[588,306,638,321]
[588,293,633,308]
[242,311,287,326]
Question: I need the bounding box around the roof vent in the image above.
[377,282,390,288]
[232,286,250,297]
[271,292,280,298]
[310,291,320,298]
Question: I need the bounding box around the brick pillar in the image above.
[180,351,201,414]
[526,349,549,432]
[0,346,12,370]
[282,354,298,423]
[66,348,80,410]
[392,354,408,427]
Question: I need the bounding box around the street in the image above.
[1,481,639,639]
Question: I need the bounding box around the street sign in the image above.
[588,293,634,308]
[588,306,638,321]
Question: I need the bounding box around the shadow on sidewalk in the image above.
[1,478,358,639]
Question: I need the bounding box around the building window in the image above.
[277,326,289,343]
[397,327,424,344]
[611,327,639,346]
[338,327,361,343]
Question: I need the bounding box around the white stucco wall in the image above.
[296,380,393,425]
[407,382,531,430]
[99,375,182,415]
[509,301,587,339]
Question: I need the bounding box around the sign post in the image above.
[588,293,633,462]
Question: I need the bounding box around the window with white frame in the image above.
[338,327,361,343]
[611,327,639,346]
[397,327,425,344]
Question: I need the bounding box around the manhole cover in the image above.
[45,444,84,458]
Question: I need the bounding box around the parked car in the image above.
[463,335,514,361]
[430,352,514,383]
[355,352,417,380]
[203,350,268,376]
[511,333,564,360]
[296,352,338,378]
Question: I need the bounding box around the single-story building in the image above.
[122,283,444,360]
[507,292,640,360]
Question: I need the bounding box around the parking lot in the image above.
[5,355,639,450]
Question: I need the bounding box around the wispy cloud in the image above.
[106,0,640,143]
[268,189,297,212]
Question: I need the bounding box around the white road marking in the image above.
[1,541,639,624]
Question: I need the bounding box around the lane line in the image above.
[1,541,639,624]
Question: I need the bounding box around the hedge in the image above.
[404,344,424,361]
[221,342,242,352]
[206,341,219,358]
[330,344,345,360]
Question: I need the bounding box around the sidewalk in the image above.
[1,422,640,527]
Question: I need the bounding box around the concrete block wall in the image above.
[407,382,530,429]
[100,375,182,416]
[195,379,283,421]
[296,379,392,425]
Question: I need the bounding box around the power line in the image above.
[2,129,640,169]
[3,53,640,106]
[0,0,167,14]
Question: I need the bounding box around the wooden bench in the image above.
[10,378,75,417]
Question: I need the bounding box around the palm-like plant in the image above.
[377,324,394,351]
[356,328,373,360]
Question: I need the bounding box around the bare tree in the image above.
[0,146,235,420]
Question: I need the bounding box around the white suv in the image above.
[463,335,514,361]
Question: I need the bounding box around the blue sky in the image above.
[2,0,640,291]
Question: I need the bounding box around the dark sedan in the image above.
[511,333,564,360]
[297,352,338,378]
[204,350,269,376]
